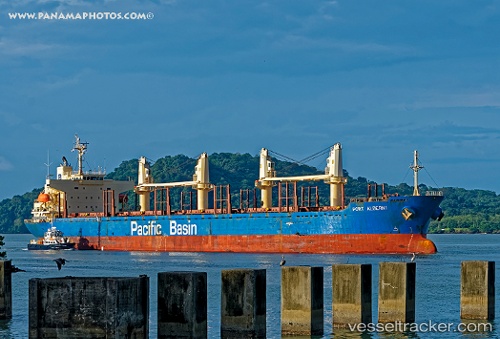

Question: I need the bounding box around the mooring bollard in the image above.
[378,262,416,323]
[281,266,323,336]
[221,269,266,339]
[0,260,12,319]
[332,264,371,328]
[461,261,495,320]
[29,276,149,338]
[157,271,207,339]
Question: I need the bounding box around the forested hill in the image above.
[1,152,499,234]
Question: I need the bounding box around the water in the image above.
[0,234,499,338]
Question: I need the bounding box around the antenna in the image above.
[72,134,89,176]
[44,150,53,179]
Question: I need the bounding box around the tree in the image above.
[0,236,6,258]
[1,152,500,234]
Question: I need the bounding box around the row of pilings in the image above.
[0,260,495,338]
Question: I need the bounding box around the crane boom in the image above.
[260,174,330,182]
[135,181,198,189]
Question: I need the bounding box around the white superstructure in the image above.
[30,135,134,222]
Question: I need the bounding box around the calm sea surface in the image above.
[0,234,498,338]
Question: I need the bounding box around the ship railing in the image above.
[28,216,50,223]
[425,191,444,196]
[297,206,321,212]
[107,205,346,217]
[72,169,106,175]
[68,171,106,180]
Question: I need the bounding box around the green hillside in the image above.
[1,153,499,234]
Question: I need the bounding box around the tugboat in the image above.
[27,227,75,250]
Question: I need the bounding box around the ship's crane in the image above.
[255,143,347,208]
[135,153,213,212]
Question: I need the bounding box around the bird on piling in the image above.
[54,258,67,270]
[280,255,286,266]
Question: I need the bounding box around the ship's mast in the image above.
[256,148,276,209]
[193,153,212,210]
[410,150,423,196]
[137,157,152,212]
[44,150,52,180]
[72,135,88,176]
[325,143,346,207]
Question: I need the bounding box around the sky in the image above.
[1,0,500,200]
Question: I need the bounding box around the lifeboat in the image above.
[37,193,50,203]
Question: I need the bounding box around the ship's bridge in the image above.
[56,165,106,181]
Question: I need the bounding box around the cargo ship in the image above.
[24,136,444,254]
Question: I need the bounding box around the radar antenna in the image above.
[72,134,89,176]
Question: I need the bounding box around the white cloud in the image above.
[0,38,61,58]
[40,70,91,91]
[0,111,22,126]
[0,157,13,171]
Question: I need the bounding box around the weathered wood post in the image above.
[461,261,495,320]
[157,271,207,339]
[221,269,266,338]
[29,276,149,338]
[0,260,12,319]
[332,264,371,328]
[378,262,416,323]
[281,266,323,336]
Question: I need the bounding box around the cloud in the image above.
[0,111,23,126]
[0,157,13,171]
[0,38,63,60]
[39,69,91,91]
[413,91,500,110]
[377,121,500,146]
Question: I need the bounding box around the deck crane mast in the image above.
[135,153,213,212]
[255,143,347,209]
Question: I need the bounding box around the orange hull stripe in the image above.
[75,234,437,254]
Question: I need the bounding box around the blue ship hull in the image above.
[25,195,444,254]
